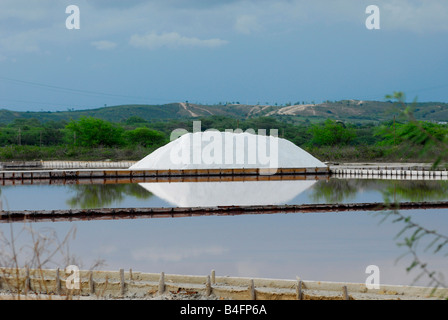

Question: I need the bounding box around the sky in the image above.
[0,0,448,111]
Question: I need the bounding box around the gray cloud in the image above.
[382,0,448,33]
[91,40,118,50]
[87,0,148,9]
[234,15,261,35]
[1,0,447,58]
[129,32,228,49]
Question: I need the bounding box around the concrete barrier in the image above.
[39,161,136,169]
[0,167,331,182]
[0,267,445,300]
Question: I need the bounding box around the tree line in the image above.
[0,115,447,161]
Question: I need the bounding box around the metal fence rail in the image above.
[1,201,447,224]
[332,168,448,180]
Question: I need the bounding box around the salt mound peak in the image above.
[129,131,326,170]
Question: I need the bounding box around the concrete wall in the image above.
[0,268,445,300]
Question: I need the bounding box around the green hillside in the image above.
[1,100,448,124]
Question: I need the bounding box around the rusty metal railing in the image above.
[0,201,446,224]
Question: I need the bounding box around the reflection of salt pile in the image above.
[129,131,326,170]
[139,180,316,207]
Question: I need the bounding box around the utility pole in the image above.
[18,128,21,146]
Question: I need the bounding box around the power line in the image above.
[0,76,152,101]
[0,97,99,110]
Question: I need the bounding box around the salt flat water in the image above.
[0,178,447,287]
[2,178,448,210]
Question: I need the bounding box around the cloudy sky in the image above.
[0,0,447,111]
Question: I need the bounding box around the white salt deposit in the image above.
[139,180,316,207]
[129,131,326,170]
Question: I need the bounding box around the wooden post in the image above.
[89,271,94,294]
[211,270,215,284]
[205,275,211,297]
[249,279,256,300]
[25,266,31,294]
[158,272,165,295]
[56,268,61,295]
[120,269,125,296]
[343,286,349,300]
[129,268,133,281]
[296,278,303,300]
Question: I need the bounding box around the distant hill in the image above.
[1,100,448,124]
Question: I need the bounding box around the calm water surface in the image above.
[0,178,447,287]
[2,178,448,210]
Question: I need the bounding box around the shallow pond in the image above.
[2,178,448,210]
[0,178,447,288]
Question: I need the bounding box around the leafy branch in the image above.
[380,92,448,296]
[385,91,448,168]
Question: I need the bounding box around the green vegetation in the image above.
[308,119,356,146]
[0,111,447,162]
[66,117,125,147]
[310,179,448,203]
[0,111,448,161]
[0,93,447,163]
[66,184,153,209]
[375,92,448,293]
[1,99,448,125]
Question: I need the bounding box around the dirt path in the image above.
[179,102,199,117]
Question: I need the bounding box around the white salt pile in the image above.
[139,180,316,207]
[129,131,326,170]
